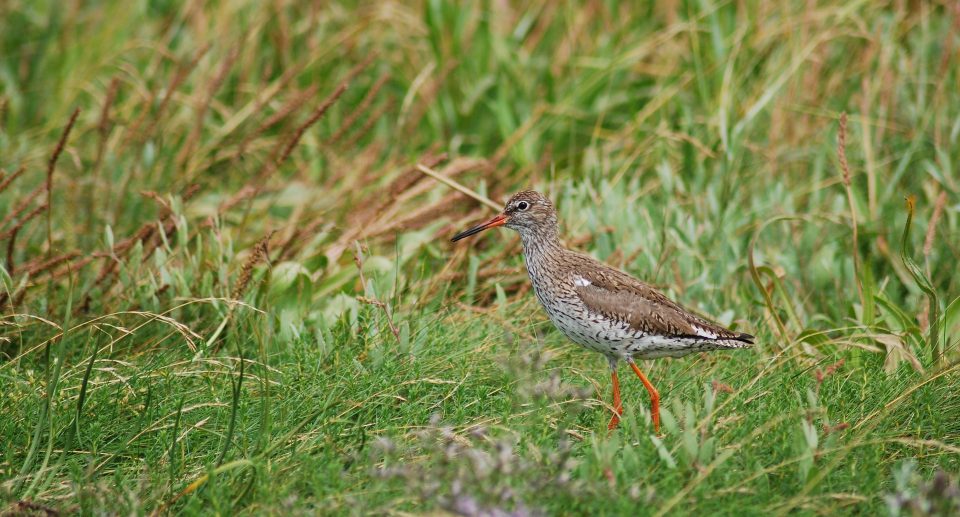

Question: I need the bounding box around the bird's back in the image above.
[524,246,753,360]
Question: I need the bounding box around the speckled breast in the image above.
[527,279,635,358]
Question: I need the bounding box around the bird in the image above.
[451,190,753,432]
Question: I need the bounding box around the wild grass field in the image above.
[1,1,959,515]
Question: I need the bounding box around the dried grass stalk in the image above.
[6,225,18,274]
[94,184,200,285]
[232,231,274,300]
[177,45,240,165]
[0,202,48,241]
[245,85,319,149]
[838,112,851,186]
[0,166,25,194]
[47,107,81,258]
[323,153,447,263]
[331,73,390,144]
[274,83,349,169]
[25,250,81,277]
[342,97,393,149]
[277,216,328,260]
[122,44,210,149]
[141,44,211,142]
[251,81,350,188]
[837,112,864,308]
[342,52,379,85]
[94,77,120,168]
[0,185,45,231]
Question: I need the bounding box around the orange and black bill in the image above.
[451,214,509,242]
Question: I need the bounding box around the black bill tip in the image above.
[450,214,509,243]
[451,226,485,242]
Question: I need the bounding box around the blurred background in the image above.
[1,1,958,514]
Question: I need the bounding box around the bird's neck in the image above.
[519,230,564,261]
[519,231,566,296]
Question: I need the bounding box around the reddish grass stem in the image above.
[6,226,18,275]
[0,185,45,230]
[276,83,348,168]
[837,112,864,311]
[0,166,25,194]
[47,107,81,259]
[0,203,48,241]
[331,73,390,144]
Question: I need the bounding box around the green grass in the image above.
[2,0,960,514]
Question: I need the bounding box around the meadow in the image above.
[1,1,959,515]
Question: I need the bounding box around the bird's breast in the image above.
[525,260,641,356]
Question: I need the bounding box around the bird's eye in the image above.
[516,201,530,211]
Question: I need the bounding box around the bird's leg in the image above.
[628,360,660,433]
[607,368,623,430]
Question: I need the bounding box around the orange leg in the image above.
[607,370,624,430]
[629,361,660,433]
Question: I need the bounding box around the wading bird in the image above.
[452,190,753,431]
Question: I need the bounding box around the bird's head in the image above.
[451,190,559,243]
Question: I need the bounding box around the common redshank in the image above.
[451,190,753,432]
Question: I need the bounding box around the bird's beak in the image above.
[451,213,509,242]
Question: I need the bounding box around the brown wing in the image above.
[571,253,752,342]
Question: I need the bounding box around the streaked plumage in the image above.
[452,190,753,432]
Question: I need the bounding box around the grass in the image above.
[1,0,959,514]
